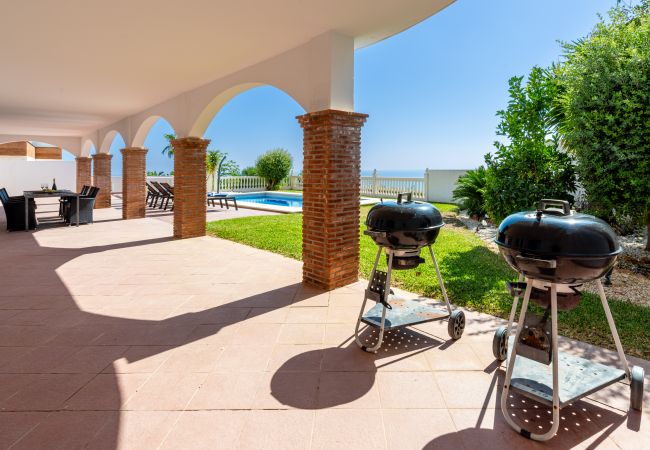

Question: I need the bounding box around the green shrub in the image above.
[484,66,576,223]
[452,167,487,218]
[557,1,650,247]
[241,166,257,176]
[255,148,293,190]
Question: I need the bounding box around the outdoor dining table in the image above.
[23,190,80,231]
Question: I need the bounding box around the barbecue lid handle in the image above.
[537,199,571,216]
[397,192,413,204]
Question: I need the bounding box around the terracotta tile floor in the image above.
[0,198,648,449]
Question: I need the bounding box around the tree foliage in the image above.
[453,166,487,218]
[241,166,258,176]
[557,1,650,245]
[162,133,176,158]
[206,149,239,191]
[483,66,576,222]
[255,148,293,190]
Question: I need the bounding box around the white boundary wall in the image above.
[424,169,466,203]
[0,159,75,196]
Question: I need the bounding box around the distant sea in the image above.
[360,169,425,178]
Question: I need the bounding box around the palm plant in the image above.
[162,133,176,158]
[206,150,221,191]
[452,166,488,219]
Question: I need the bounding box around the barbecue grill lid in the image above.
[495,199,621,258]
[365,193,443,232]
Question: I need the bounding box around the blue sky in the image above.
[75,0,616,175]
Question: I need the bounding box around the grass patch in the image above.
[207,203,650,358]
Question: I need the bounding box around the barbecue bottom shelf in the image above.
[361,296,449,330]
[507,340,626,408]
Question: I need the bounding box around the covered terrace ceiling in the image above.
[0,0,453,138]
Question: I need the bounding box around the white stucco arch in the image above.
[131,115,175,148]
[188,82,307,138]
[98,130,125,154]
[81,139,96,157]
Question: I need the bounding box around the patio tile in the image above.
[104,345,174,373]
[213,345,273,372]
[0,412,48,449]
[187,372,262,410]
[238,410,314,450]
[377,372,446,409]
[329,291,363,307]
[0,346,32,369]
[318,372,380,409]
[423,342,484,371]
[184,323,240,346]
[0,373,94,411]
[324,323,356,345]
[266,344,323,371]
[434,370,502,409]
[52,345,128,373]
[321,345,377,372]
[88,410,181,450]
[0,325,59,346]
[292,290,330,307]
[326,306,361,324]
[46,324,107,346]
[0,345,79,374]
[233,322,282,345]
[383,409,461,450]
[124,372,207,410]
[10,411,113,450]
[447,408,540,449]
[278,323,325,344]
[244,306,290,324]
[160,410,248,449]
[286,306,328,323]
[64,373,151,410]
[157,343,223,373]
[253,371,320,409]
[312,409,387,449]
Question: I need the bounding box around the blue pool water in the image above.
[235,193,303,208]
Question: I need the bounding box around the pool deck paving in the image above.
[0,197,648,449]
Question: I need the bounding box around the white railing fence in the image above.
[215,175,267,192]
[109,169,466,203]
[361,172,426,200]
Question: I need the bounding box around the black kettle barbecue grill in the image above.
[355,193,465,352]
[491,199,644,441]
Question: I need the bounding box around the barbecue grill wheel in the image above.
[492,326,508,362]
[448,310,465,340]
[631,366,645,411]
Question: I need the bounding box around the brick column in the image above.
[75,157,92,193]
[120,147,148,219]
[297,109,368,290]
[92,153,112,208]
[172,137,209,239]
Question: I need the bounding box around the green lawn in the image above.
[207,204,650,358]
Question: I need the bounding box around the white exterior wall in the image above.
[0,159,75,196]
[424,169,466,203]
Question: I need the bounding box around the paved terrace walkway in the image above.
[0,199,648,449]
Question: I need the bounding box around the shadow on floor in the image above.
[0,227,317,448]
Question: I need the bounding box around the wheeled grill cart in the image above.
[355,193,465,353]
[492,200,645,441]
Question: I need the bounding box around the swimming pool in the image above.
[234,192,303,208]
[217,192,377,213]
